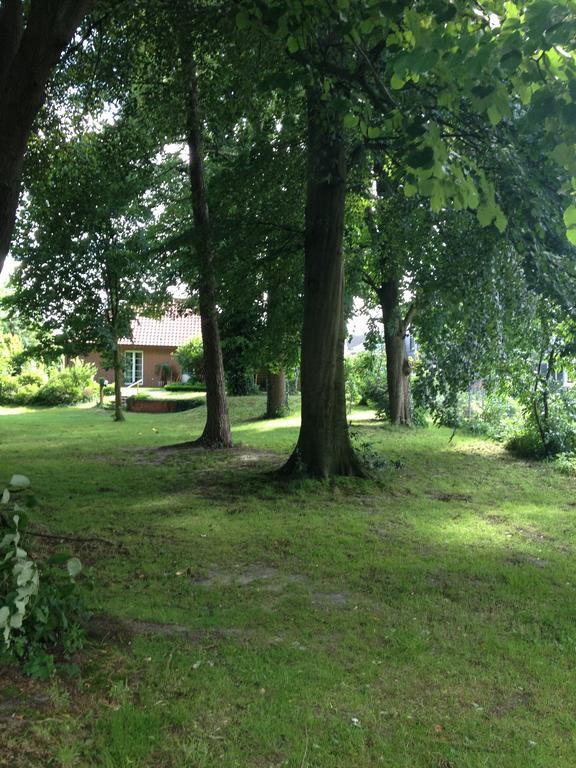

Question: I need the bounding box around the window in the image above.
[124,351,143,384]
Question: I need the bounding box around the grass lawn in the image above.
[1,395,576,767]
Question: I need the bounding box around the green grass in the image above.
[1,396,576,767]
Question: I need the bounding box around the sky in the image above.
[0,254,16,289]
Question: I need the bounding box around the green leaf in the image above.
[406,146,435,170]
[343,113,359,129]
[67,557,82,578]
[235,12,250,30]
[9,475,30,490]
[495,210,508,233]
[477,204,495,227]
[500,49,522,72]
[487,105,501,126]
[563,205,576,228]
[390,73,405,90]
[367,126,381,139]
[287,36,299,54]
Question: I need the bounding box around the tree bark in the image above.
[379,280,412,425]
[112,346,124,423]
[0,0,95,273]
[266,369,286,418]
[281,87,364,478]
[184,57,232,448]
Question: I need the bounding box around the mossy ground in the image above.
[1,395,575,767]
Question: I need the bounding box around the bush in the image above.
[345,351,387,413]
[15,382,41,405]
[17,370,46,388]
[173,338,204,382]
[226,371,259,396]
[0,360,97,407]
[459,393,521,442]
[506,389,576,459]
[36,359,98,406]
[552,452,576,475]
[0,475,88,678]
[0,374,19,404]
[164,381,206,392]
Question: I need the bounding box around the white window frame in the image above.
[124,350,144,384]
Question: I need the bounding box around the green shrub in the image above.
[226,371,259,396]
[459,393,521,442]
[36,359,98,406]
[345,351,387,413]
[0,374,19,404]
[17,370,46,388]
[0,475,88,678]
[552,452,576,475]
[15,382,41,405]
[164,381,206,392]
[173,338,204,381]
[506,388,576,459]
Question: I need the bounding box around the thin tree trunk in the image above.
[112,347,124,422]
[184,57,231,448]
[266,369,286,418]
[281,87,364,478]
[0,0,95,272]
[379,280,412,425]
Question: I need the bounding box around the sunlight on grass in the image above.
[1,396,576,767]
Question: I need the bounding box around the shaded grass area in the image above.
[1,395,576,767]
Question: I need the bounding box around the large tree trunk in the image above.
[266,369,286,419]
[282,87,364,478]
[184,57,232,448]
[112,347,124,423]
[379,280,412,425]
[0,0,95,272]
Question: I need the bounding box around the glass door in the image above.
[124,351,143,384]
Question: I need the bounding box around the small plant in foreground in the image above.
[0,475,89,678]
[349,428,404,473]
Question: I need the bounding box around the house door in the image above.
[124,351,143,384]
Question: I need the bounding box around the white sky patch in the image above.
[489,13,501,28]
[347,297,380,337]
[0,254,17,289]
[156,143,188,164]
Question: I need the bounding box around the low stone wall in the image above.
[126,398,203,413]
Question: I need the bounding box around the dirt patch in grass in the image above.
[484,514,509,525]
[190,564,284,586]
[311,591,350,607]
[428,491,472,503]
[147,444,284,465]
[87,613,253,643]
[187,564,357,608]
[506,552,550,569]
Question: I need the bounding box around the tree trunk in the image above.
[379,280,412,425]
[184,57,232,448]
[266,369,286,418]
[112,347,124,423]
[0,0,95,272]
[282,87,364,478]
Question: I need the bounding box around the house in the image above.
[84,306,202,387]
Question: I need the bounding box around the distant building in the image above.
[345,330,417,358]
[83,306,201,387]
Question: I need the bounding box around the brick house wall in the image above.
[85,346,182,387]
[76,305,202,387]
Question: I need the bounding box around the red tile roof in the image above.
[119,306,202,348]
